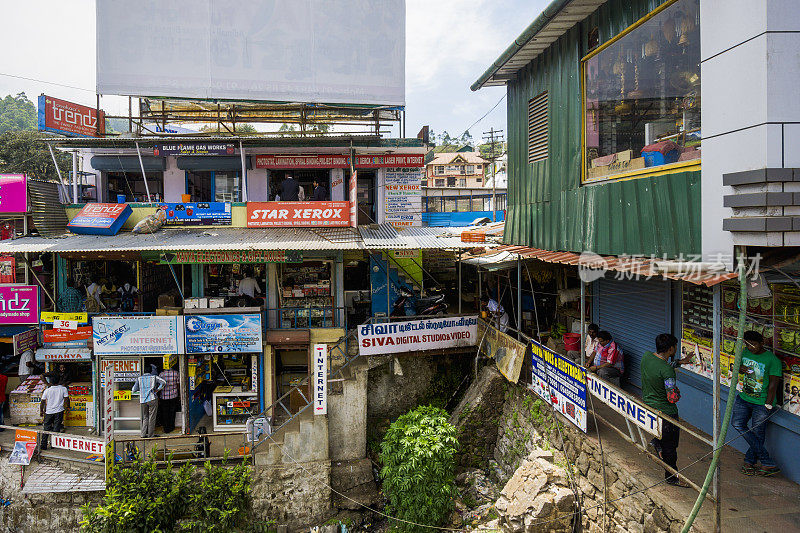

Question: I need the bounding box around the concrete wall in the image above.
[250,461,332,528]
[328,361,368,461]
[163,156,184,202]
[367,354,439,420]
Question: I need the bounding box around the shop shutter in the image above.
[527,91,548,163]
[595,277,672,389]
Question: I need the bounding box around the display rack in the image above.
[212,386,258,431]
[279,261,333,328]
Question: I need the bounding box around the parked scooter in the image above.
[390,286,447,317]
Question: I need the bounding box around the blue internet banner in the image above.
[185,314,262,354]
[530,340,587,433]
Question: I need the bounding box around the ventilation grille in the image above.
[528,92,549,163]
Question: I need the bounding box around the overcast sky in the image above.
[0,0,548,139]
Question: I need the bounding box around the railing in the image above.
[264,306,345,330]
[113,431,250,466]
[423,192,507,213]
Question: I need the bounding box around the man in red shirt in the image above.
[0,370,7,431]
[588,330,624,381]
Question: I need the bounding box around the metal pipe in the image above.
[47,144,68,202]
[239,139,248,202]
[516,256,522,336]
[386,254,390,318]
[580,281,586,367]
[134,141,152,203]
[458,252,462,314]
[712,283,722,533]
[72,151,79,204]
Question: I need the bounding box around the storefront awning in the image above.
[177,156,252,171]
[90,156,166,172]
[462,245,738,286]
[0,224,490,255]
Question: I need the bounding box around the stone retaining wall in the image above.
[250,460,332,528]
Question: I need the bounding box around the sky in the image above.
[0,0,549,140]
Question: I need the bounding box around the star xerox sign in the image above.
[247,201,350,227]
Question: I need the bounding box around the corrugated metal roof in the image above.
[0,224,487,254]
[463,245,737,286]
[28,180,68,237]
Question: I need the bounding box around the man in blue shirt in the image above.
[132,365,166,438]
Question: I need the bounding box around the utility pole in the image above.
[482,128,504,222]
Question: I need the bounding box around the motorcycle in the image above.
[391,286,447,317]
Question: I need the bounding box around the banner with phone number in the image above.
[530,339,587,433]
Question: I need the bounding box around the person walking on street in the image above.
[641,333,689,487]
[159,362,180,434]
[280,173,300,201]
[731,330,782,476]
[40,378,69,449]
[132,365,166,438]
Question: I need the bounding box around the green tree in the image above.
[459,130,474,147]
[0,130,70,180]
[200,123,257,133]
[380,405,459,532]
[0,92,36,133]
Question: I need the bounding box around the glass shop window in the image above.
[583,0,700,183]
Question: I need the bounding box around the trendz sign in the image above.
[37,95,105,137]
[247,201,350,227]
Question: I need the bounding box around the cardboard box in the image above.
[591,149,632,168]
[184,298,199,309]
[209,297,225,309]
[587,157,646,180]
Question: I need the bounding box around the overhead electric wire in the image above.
[461,93,507,136]
[0,71,95,93]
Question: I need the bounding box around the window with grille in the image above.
[528,91,549,163]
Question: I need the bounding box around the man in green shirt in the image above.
[641,333,688,486]
[731,331,782,476]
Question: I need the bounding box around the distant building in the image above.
[425,151,489,188]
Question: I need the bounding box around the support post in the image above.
[72,151,79,204]
[386,254,390,318]
[134,142,153,203]
[239,139,248,202]
[47,144,69,202]
[23,217,29,284]
[712,283,722,533]
[517,256,522,337]
[458,252,462,314]
[580,281,586,367]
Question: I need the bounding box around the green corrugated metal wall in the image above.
[504,0,701,257]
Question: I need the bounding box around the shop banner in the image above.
[104,367,115,476]
[784,373,800,416]
[586,374,662,437]
[247,201,350,228]
[154,143,235,156]
[159,202,232,226]
[0,255,15,283]
[13,328,38,356]
[65,393,92,427]
[477,320,526,384]
[313,344,327,415]
[185,314,262,353]
[254,154,350,169]
[51,435,105,455]
[384,169,422,229]
[35,348,92,362]
[93,316,184,355]
[43,326,92,343]
[37,95,105,138]
[41,311,88,323]
[355,154,425,168]
[0,285,39,325]
[358,316,478,356]
[100,359,142,386]
[67,203,132,236]
[530,340,588,433]
[159,250,302,264]
[8,429,37,466]
[0,174,27,213]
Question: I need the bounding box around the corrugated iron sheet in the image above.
[398,226,480,250]
[503,0,699,258]
[359,224,407,249]
[28,180,68,237]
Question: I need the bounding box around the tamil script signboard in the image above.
[159,250,301,264]
[93,316,184,355]
[159,202,232,226]
[37,95,105,137]
[247,201,350,228]
[0,285,39,325]
[185,314,262,353]
[586,374,662,438]
[358,316,478,356]
[67,203,132,235]
[530,340,587,433]
[0,174,28,213]
[153,143,235,156]
[384,169,422,229]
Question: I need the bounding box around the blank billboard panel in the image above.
[96,0,405,106]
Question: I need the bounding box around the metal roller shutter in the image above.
[595,277,672,389]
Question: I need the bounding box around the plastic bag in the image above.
[132,207,167,234]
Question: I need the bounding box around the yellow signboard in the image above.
[113,390,131,401]
[41,311,88,323]
[163,354,177,369]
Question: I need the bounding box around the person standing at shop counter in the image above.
[641,333,689,487]
[312,178,328,201]
[731,331,782,476]
[132,365,166,438]
[40,378,69,449]
[159,362,180,434]
[280,173,300,201]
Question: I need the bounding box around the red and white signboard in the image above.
[247,201,350,228]
[354,154,425,167]
[253,154,425,169]
[34,348,92,362]
[51,434,105,455]
[358,316,479,356]
[313,343,327,415]
[38,95,105,138]
[43,326,93,343]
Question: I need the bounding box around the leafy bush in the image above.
[380,405,459,531]
[80,453,255,532]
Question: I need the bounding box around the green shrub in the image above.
[380,405,459,532]
[80,453,254,532]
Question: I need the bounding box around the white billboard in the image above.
[96,0,405,106]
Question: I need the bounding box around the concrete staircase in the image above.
[254,406,329,466]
